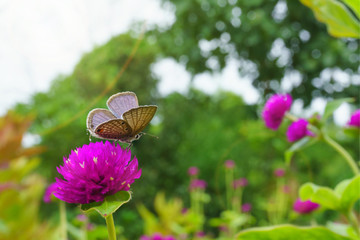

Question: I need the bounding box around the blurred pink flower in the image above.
[274,168,285,177]
[293,198,319,214]
[189,179,207,191]
[43,182,58,203]
[188,166,199,176]
[224,159,235,169]
[233,178,248,189]
[282,185,290,194]
[195,231,206,237]
[242,203,252,212]
[286,119,315,142]
[262,94,292,130]
[347,110,360,128]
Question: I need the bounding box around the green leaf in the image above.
[323,98,354,122]
[80,191,131,218]
[236,224,352,240]
[300,0,360,38]
[341,0,360,19]
[299,183,340,210]
[338,175,360,212]
[285,137,317,165]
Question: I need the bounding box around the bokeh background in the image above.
[0,0,359,239]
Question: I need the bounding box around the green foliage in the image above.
[300,0,360,38]
[236,225,351,240]
[154,0,359,105]
[300,175,360,213]
[81,191,132,218]
[323,98,355,122]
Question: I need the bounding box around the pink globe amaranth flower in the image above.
[274,168,285,177]
[262,94,292,130]
[195,231,206,237]
[242,203,252,212]
[43,182,58,203]
[347,110,360,128]
[188,166,199,176]
[54,141,141,204]
[189,179,207,191]
[152,233,163,240]
[286,119,315,142]
[224,159,235,169]
[233,178,248,189]
[282,185,290,194]
[140,236,152,240]
[163,236,176,240]
[293,198,319,214]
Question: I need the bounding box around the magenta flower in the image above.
[195,231,206,237]
[54,141,141,204]
[242,203,252,212]
[189,179,207,191]
[293,198,319,214]
[286,119,315,142]
[188,166,199,176]
[274,168,285,177]
[43,182,58,203]
[140,234,176,240]
[233,178,248,189]
[347,110,360,128]
[224,159,235,169]
[262,94,292,130]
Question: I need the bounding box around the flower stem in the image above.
[105,214,117,240]
[59,201,67,240]
[323,133,359,175]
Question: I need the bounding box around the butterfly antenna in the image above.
[142,132,159,139]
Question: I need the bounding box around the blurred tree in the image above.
[153,0,359,105]
[14,32,160,175]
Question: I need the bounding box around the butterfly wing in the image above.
[94,119,133,141]
[87,108,117,133]
[107,92,139,118]
[122,106,157,135]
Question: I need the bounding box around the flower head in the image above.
[43,182,58,203]
[293,198,319,214]
[233,178,248,189]
[242,203,252,213]
[188,166,199,176]
[224,159,235,169]
[262,94,292,130]
[54,141,141,204]
[189,179,207,191]
[140,233,176,240]
[286,119,315,142]
[274,168,285,178]
[347,110,360,128]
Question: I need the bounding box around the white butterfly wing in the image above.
[107,92,139,118]
[87,108,117,133]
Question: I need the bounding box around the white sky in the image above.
[0,0,353,126]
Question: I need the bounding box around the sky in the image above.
[0,0,353,125]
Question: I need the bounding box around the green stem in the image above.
[347,211,360,237]
[105,214,117,240]
[323,133,359,175]
[59,201,67,240]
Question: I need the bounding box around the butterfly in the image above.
[87,91,157,145]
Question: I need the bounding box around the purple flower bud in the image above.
[189,179,207,191]
[286,119,315,142]
[187,166,199,176]
[293,198,319,214]
[43,182,58,203]
[76,214,88,222]
[242,203,252,212]
[139,236,152,240]
[152,233,163,240]
[347,110,360,128]
[262,94,292,130]
[274,168,285,177]
[233,178,248,189]
[224,160,235,169]
[282,185,290,194]
[54,141,141,204]
[195,231,206,237]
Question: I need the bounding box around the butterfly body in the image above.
[87,92,157,144]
